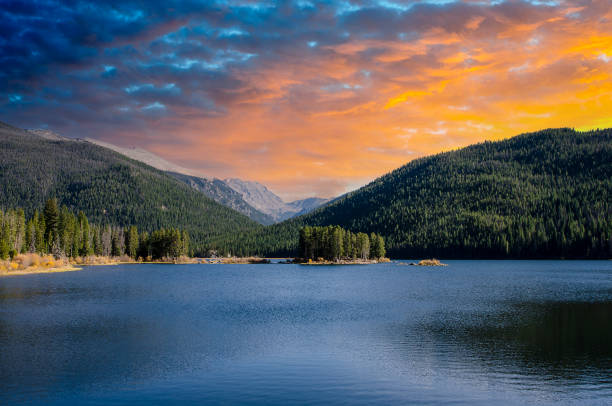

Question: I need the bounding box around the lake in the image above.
[1,261,611,405]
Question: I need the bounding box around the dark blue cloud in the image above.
[0,0,569,139]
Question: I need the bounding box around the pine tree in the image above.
[35,212,46,253]
[0,216,10,259]
[356,232,370,259]
[14,209,26,254]
[72,219,81,258]
[111,227,125,256]
[25,219,35,253]
[101,225,112,256]
[43,198,59,249]
[127,226,139,258]
[78,211,92,256]
[373,235,385,259]
[181,231,190,256]
[92,225,102,256]
[169,229,182,258]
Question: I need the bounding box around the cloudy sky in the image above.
[1,0,611,200]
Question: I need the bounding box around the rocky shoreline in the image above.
[397,259,448,266]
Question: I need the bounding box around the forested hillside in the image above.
[216,128,612,258]
[3,121,610,259]
[0,122,260,255]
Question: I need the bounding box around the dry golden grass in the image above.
[1,253,79,276]
[221,257,270,264]
[416,259,448,266]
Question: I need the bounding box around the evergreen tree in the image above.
[101,225,112,256]
[138,231,151,259]
[78,212,92,256]
[297,225,383,261]
[71,219,81,258]
[0,202,190,261]
[169,229,182,258]
[25,218,35,253]
[181,230,190,256]
[43,198,59,248]
[14,209,25,254]
[111,227,125,256]
[356,233,370,259]
[35,212,46,253]
[0,214,10,259]
[126,226,139,259]
[92,225,102,256]
[372,234,385,259]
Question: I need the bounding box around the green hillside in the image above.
[0,122,260,255]
[219,128,612,258]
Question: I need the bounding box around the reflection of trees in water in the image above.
[427,301,612,380]
[505,301,612,363]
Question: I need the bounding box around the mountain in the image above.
[86,138,328,223]
[86,138,274,224]
[219,128,612,259]
[286,197,331,218]
[223,178,330,222]
[0,121,260,255]
[167,172,275,225]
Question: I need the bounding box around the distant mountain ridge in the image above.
[223,178,330,222]
[168,172,275,225]
[86,137,330,223]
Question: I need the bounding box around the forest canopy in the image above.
[2,123,611,259]
[211,128,612,259]
[0,199,189,260]
[298,226,386,261]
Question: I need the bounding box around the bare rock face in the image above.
[168,173,275,225]
[223,178,330,222]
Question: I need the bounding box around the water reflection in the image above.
[423,300,612,383]
[1,261,611,405]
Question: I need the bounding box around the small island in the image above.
[414,259,447,266]
[294,225,388,264]
[396,259,448,266]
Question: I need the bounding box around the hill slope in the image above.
[0,122,261,255]
[221,128,612,258]
[86,137,327,223]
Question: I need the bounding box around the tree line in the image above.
[2,124,611,259]
[0,125,260,257]
[298,225,385,261]
[0,199,189,260]
[213,128,611,259]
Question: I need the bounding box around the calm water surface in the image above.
[1,261,611,405]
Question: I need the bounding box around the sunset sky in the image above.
[1,0,611,200]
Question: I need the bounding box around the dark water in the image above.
[1,261,611,405]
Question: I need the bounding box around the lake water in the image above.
[1,261,611,405]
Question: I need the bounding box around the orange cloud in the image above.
[140,1,612,200]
